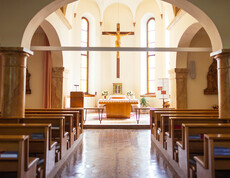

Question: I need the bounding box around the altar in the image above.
[98,96,139,118]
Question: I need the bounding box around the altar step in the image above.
[83,124,149,129]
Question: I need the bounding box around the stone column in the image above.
[212,50,230,118]
[169,68,188,109]
[0,47,33,117]
[51,67,65,108]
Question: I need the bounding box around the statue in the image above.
[102,23,134,78]
[204,58,218,95]
[26,68,31,94]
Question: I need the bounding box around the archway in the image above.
[176,22,203,68]
[21,0,77,48]
[40,20,63,68]
[161,0,222,51]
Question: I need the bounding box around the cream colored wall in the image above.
[187,28,218,109]
[71,0,101,107]
[167,13,198,69]
[134,0,167,107]
[101,3,136,99]
[25,28,44,108]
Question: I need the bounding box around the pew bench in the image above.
[150,108,175,135]
[25,108,84,131]
[158,113,219,148]
[150,109,217,136]
[25,109,83,138]
[0,124,56,178]
[0,135,39,178]
[176,123,230,177]
[0,117,68,161]
[152,110,218,140]
[25,114,76,147]
[194,134,230,178]
[165,117,228,161]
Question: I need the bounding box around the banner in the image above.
[156,78,169,99]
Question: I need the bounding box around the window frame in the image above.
[146,17,156,95]
[80,17,89,93]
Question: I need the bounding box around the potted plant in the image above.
[140,97,149,107]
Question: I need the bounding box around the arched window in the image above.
[147,18,156,94]
[80,17,89,93]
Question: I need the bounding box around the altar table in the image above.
[98,99,139,118]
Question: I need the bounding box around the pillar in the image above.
[212,50,230,118]
[51,67,66,108]
[169,68,188,109]
[0,47,33,117]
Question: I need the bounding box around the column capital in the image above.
[52,67,65,78]
[169,68,188,79]
[0,47,33,56]
[211,49,230,58]
[52,67,65,72]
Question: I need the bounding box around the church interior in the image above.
[0,0,230,177]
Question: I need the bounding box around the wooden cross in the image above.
[102,23,134,78]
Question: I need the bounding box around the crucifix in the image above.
[102,23,134,78]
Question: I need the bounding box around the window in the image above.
[80,17,89,93]
[147,18,156,94]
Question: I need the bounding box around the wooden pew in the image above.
[0,135,39,178]
[25,109,83,137]
[194,134,230,178]
[152,110,218,140]
[0,124,56,178]
[176,123,230,177]
[150,108,175,135]
[150,108,217,136]
[166,117,228,161]
[0,117,68,161]
[158,113,219,147]
[25,114,76,148]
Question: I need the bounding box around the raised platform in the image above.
[84,112,150,126]
[84,124,149,129]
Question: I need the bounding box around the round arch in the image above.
[40,20,63,67]
[161,0,222,51]
[21,0,76,48]
[176,22,203,68]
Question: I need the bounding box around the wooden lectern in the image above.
[70,91,84,108]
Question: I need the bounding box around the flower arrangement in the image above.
[101,90,109,96]
[127,90,134,96]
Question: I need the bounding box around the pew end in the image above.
[0,135,39,178]
[195,134,230,178]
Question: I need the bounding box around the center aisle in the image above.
[55,129,179,178]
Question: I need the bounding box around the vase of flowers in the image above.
[101,90,109,99]
[127,90,134,99]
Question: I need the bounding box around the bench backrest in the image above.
[168,117,226,138]
[0,123,52,150]
[181,123,230,150]
[0,135,29,173]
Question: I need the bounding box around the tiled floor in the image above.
[55,129,179,178]
[84,112,150,125]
